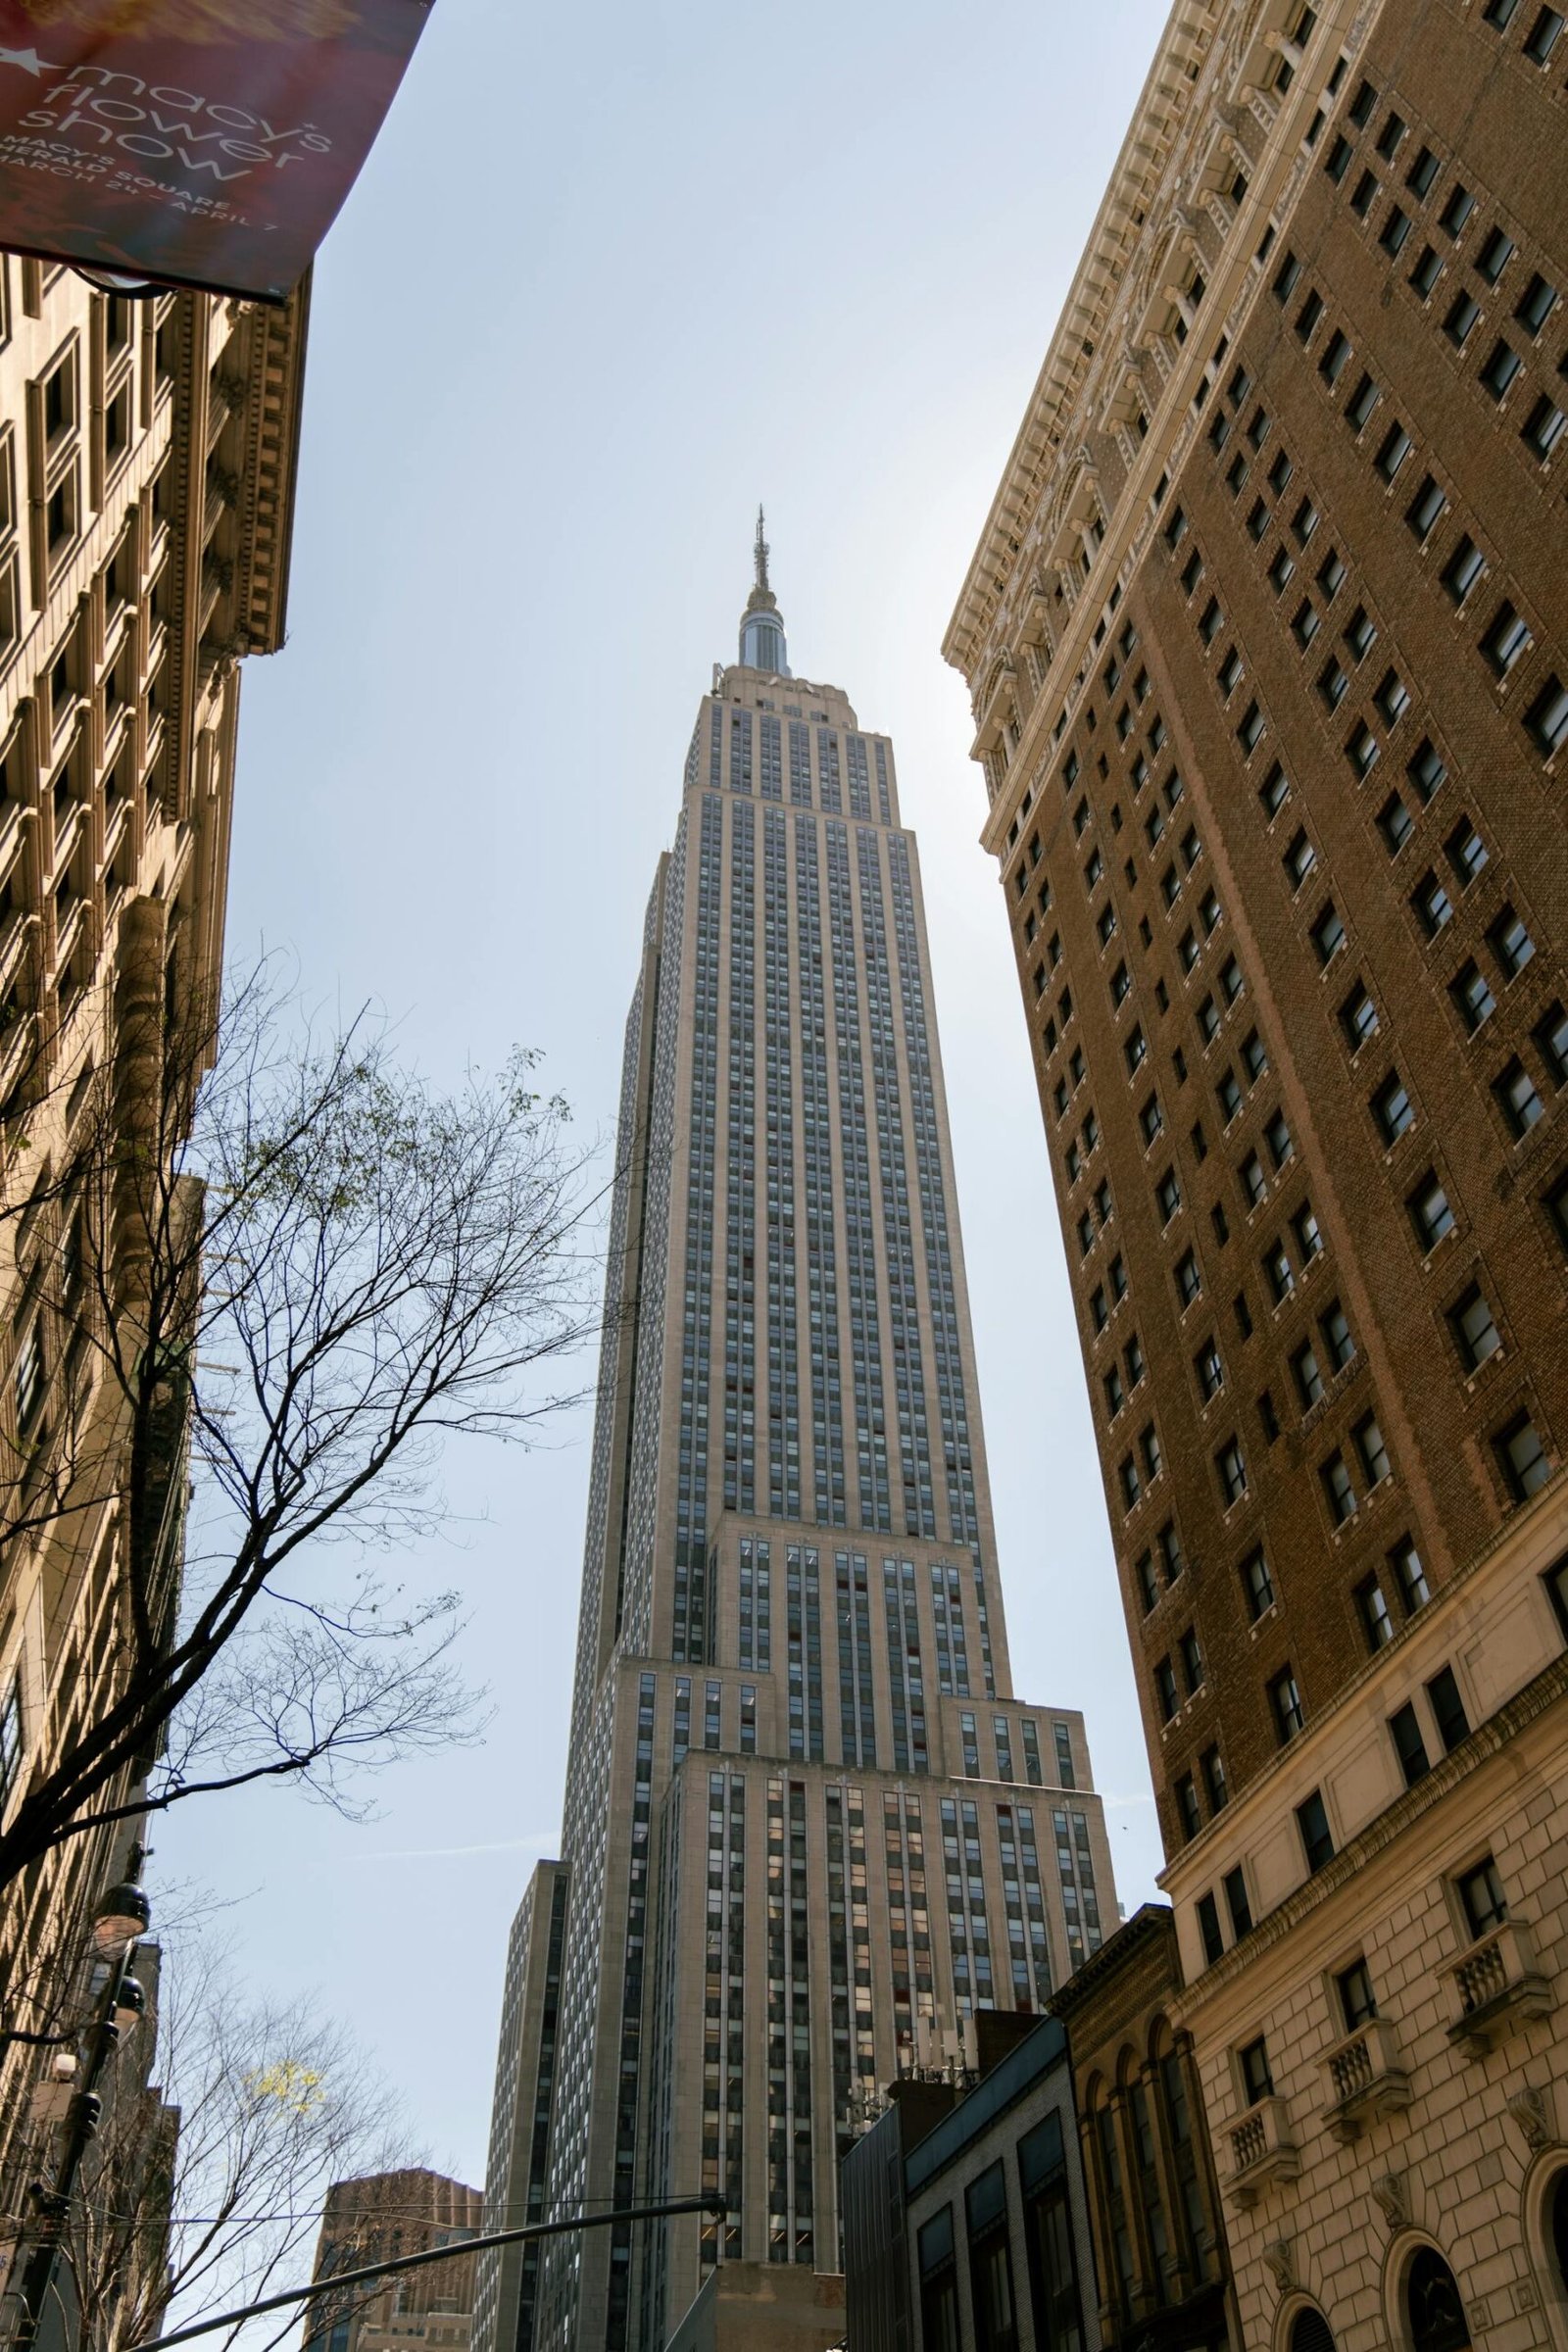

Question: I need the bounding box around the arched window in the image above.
[1406,2248,1472,2352]
[1290,2309,1336,2352]
[1553,2170,1568,2297]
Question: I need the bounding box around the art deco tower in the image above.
[472,525,1117,2352]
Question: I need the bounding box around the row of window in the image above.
[1191,1556,1568,1940]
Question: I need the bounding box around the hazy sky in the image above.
[159,0,1174,2197]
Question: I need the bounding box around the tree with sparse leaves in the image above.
[0,952,599,1921]
[67,1925,416,2352]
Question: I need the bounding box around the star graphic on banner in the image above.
[0,45,53,74]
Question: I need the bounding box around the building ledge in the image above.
[1224,2094,1298,2208]
[1446,1919,1556,2056]
[1320,2016,1412,2142]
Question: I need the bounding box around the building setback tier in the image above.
[474,565,1117,2352]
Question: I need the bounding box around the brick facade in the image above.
[944,0,1568,2342]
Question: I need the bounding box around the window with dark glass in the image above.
[965,2163,1019,2352]
[1239,2036,1273,2105]
[1297,1788,1336,1872]
[1018,2111,1086,2352]
[1223,1865,1252,1939]
[1390,1700,1430,1788]
[1426,1664,1470,1752]
[1338,1957,1377,2030]
[1456,1855,1506,1939]
[918,2206,960,2352]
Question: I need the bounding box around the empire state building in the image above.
[473,525,1117,2352]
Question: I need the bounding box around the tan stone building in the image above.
[304,2170,483,2352]
[944,0,1568,2345]
[1048,1904,1236,2351]
[474,540,1119,2352]
[0,254,308,2222]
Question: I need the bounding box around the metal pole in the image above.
[126,2195,730,2352]
[7,1953,131,2352]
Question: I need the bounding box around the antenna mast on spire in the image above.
[755,505,770,596]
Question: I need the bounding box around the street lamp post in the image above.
[4,1873,152,2352]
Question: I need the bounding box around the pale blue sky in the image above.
[160,0,1173,2193]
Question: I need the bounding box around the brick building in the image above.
[304,2171,483,2352]
[943,0,1568,2343]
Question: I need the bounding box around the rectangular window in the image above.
[1390,1700,1430,1787]
[919,2209,960,2352]
[1243,1546,1275,1619]
[1373,1072,1414,1143]
[1019,2115,1086,2352]
[1198,1890,1224,1965]
[1450,1283,1501,1369]
[1322,1451,1357,1524]
[0,1670,22,1808]
[1392,1538,1432,1612]
[1239,2036,1273,2105]
[1426,1664,1470,1752]
[1297,1789,1336,1872]
[1442,535,1486,606]
[1271,1667,1304,1742]
[1525,674,1568,759]
[1223,1865,1252,1938]
[1406,474,1446,541]
[1525,6,1564,64]
[1516,271,1559,334]
[965,2164,1018,2352]
[1457,1855,1506,1939]
[1494,1059,1544,1137]
[1409,243,1443,298]
[1409,1171,1453,1250]
[1445,291,1482,351]
[1522,395,1566,460]
[1357,1575,1395,1649]
[1482,601,1533,676]
[1379,205,1411,258]
[1496,1410,1549,1497]
[1375,421,1412,479]
[1346,371,1380,428]
[1339,1958,1378,2029]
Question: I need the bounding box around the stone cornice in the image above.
[942,0,1223,684]
[942,0,1388,863]
[233,273,312,658]
[1048,1901,1174,2019]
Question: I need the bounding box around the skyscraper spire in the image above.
[739,504,789,673]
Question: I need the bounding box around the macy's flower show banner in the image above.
[0,0,430,301]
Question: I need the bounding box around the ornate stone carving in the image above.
[1370,2171,1408,2230]
[1506,2084,1553,2152]
[1261,2238,1294,2292]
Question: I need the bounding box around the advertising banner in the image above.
[0,0,430,302]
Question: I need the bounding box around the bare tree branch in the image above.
[0,956,607,1910]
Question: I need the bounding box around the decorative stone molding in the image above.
[1261,2237,1295,2292]
[1320,2015,1413,2141]
[1369,2171,1408,2231]
[1505,2083,1553,2152]
[1225,2095,1299,2209]
[1446,1918,1556,2055]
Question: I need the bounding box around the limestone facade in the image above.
[0,255,308,2230]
